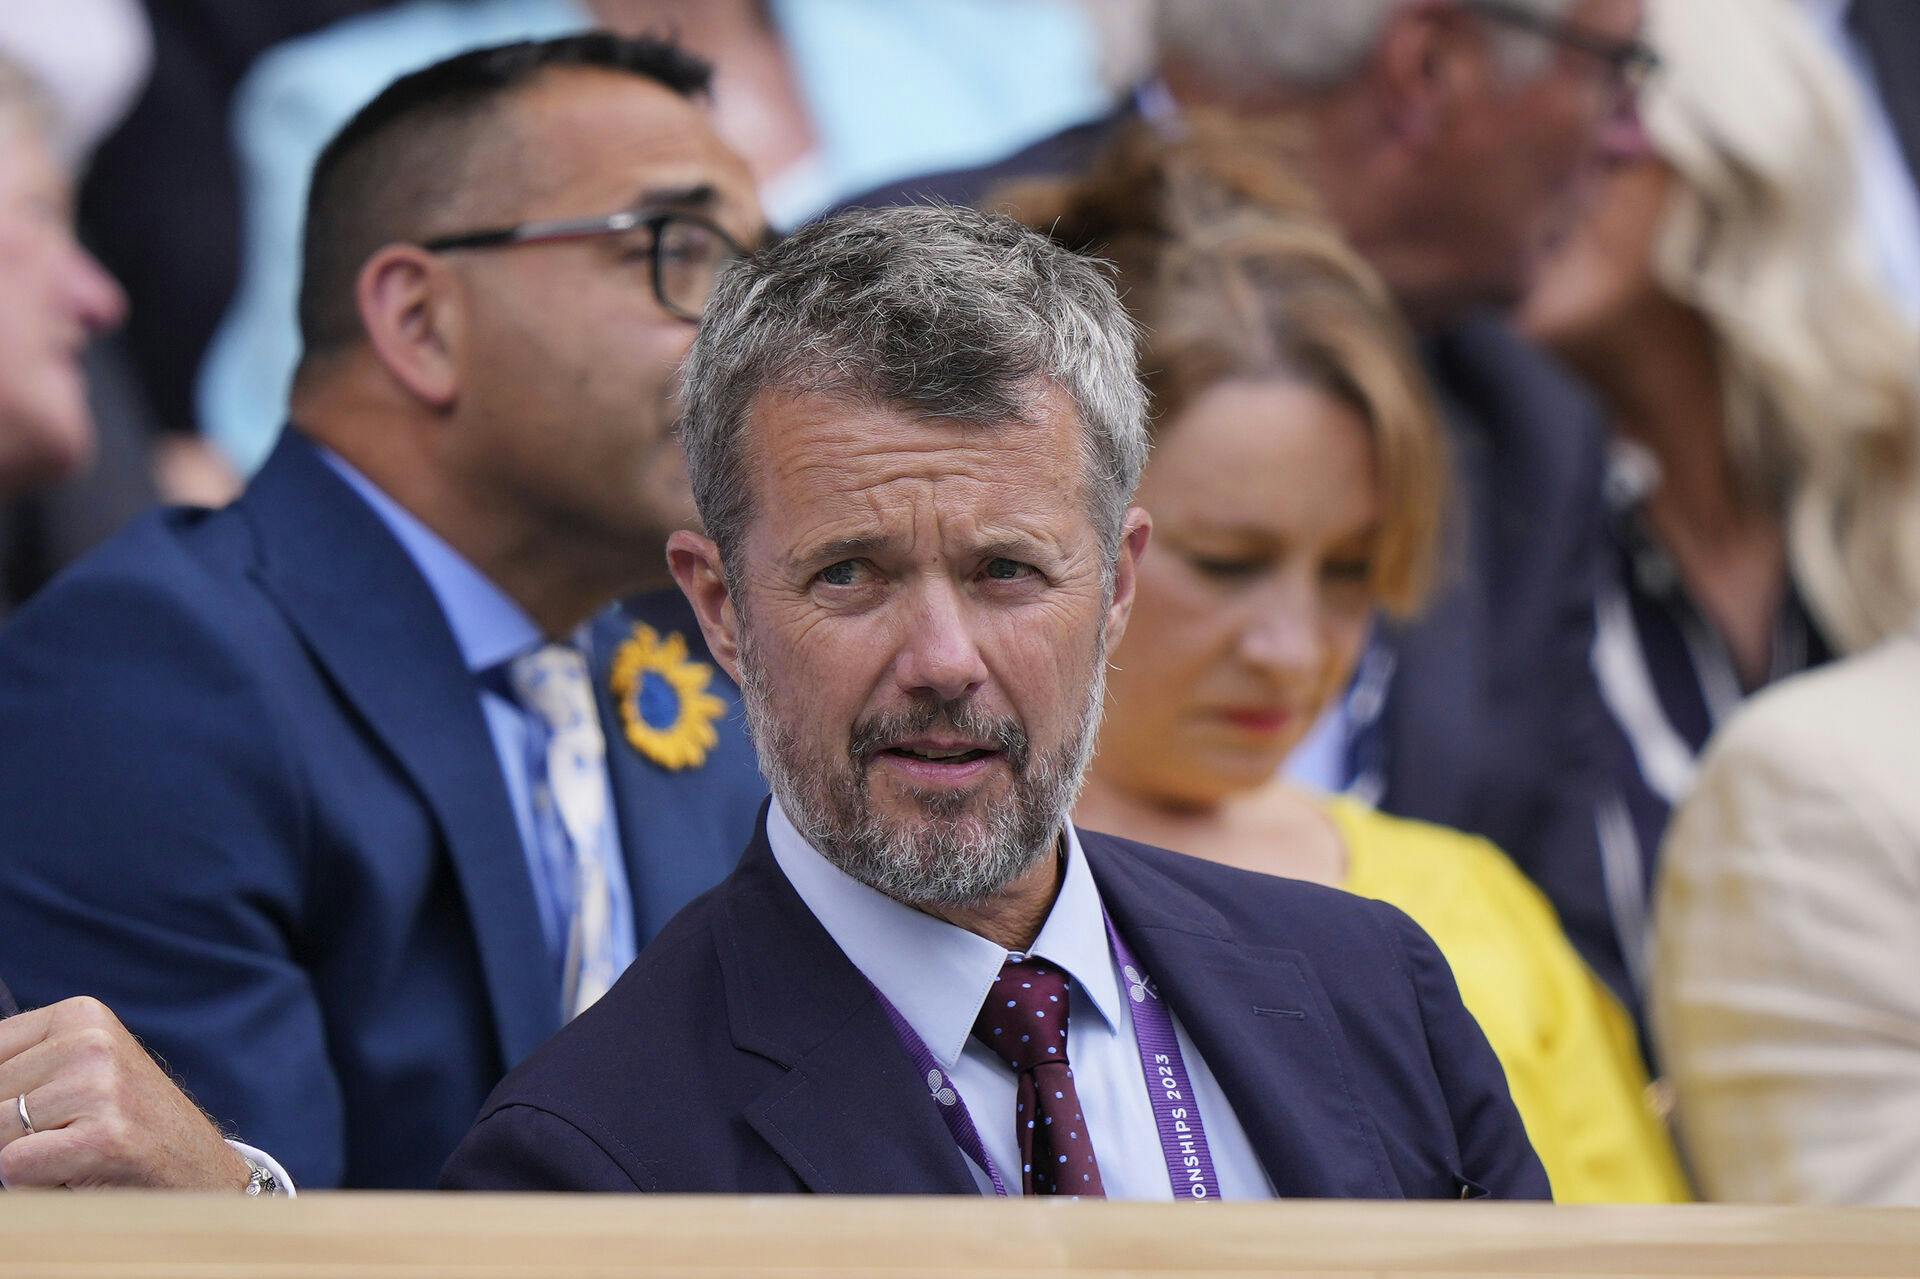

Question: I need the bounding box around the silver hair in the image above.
[1153,0,1582,94]
[678,202,1149,580]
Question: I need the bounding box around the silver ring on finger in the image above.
[15,1092,34,1136]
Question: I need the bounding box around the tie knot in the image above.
[972,957,1072,1073]
[509,645,598,739]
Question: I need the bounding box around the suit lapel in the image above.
[593,610,665,932]
[718,819,979,1194]
[590,592,757,941]
[1084,833,1397,1199]
[240,432,558,1069]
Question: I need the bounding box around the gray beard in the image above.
[737,625,1108,910]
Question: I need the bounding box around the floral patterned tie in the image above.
[509,644,618,1020]
[972,956,1105,1197]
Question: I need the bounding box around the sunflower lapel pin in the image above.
[609,623,727,771]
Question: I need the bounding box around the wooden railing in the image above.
[1,1197,1916,1277]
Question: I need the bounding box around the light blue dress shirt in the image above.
[318,447,637,994]
[764,797,1274,1200]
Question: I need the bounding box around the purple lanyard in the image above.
[869,913,1223,1200]
[871,987,1012,1196]
[1103,916,1222,1200]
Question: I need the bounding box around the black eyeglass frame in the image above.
[419,207,748,321]
[1467,0,1662,96]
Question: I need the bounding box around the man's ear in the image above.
[1103,508,1153,652]
[667,528,743,684]
[1372,0,1486,148]
[356,244,462,410]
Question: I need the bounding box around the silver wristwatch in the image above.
[242,1157,282,1198]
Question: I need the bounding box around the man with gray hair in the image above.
[443,204,1549,1200]
[863,0,1645,318]
[851,0,1656,1013]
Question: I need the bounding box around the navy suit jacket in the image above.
[442,817,1551,1199]
[0,978,16,1019]
[845,118,1627,1009]
[0,430,767,1188]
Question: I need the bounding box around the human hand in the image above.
[0,996,252,1190]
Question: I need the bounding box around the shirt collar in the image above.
[319,446,545,673]
[764,796,1122,1070]
[1028,821,1124,1037]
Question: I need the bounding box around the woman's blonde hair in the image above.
[996,119,1448,615]
[1643,0,1920,651]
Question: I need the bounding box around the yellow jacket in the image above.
[1326,798,1691,1203]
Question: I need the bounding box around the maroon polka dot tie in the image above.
[971,957,1106,1197]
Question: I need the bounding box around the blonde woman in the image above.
[1517,0,1920,923]
[1006,127,1690,1203]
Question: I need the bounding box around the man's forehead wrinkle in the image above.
[770,419,1058,492]
[765,441,1075,568]
[769,444,1013,520]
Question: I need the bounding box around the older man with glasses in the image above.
[0,33,769,1190]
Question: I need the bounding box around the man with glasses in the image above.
[0,34,768,1189]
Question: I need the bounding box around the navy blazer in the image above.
[442,816,1551,1199]
[0,430,767,1188]
[0,977,16,1019]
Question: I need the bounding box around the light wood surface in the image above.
[0,1197,1916,1278]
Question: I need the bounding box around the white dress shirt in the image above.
[765,797,1274,1200]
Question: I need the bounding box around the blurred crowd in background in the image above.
[2,0,1917,1205]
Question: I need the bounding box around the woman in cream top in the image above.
[1004,125,1689,1202]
